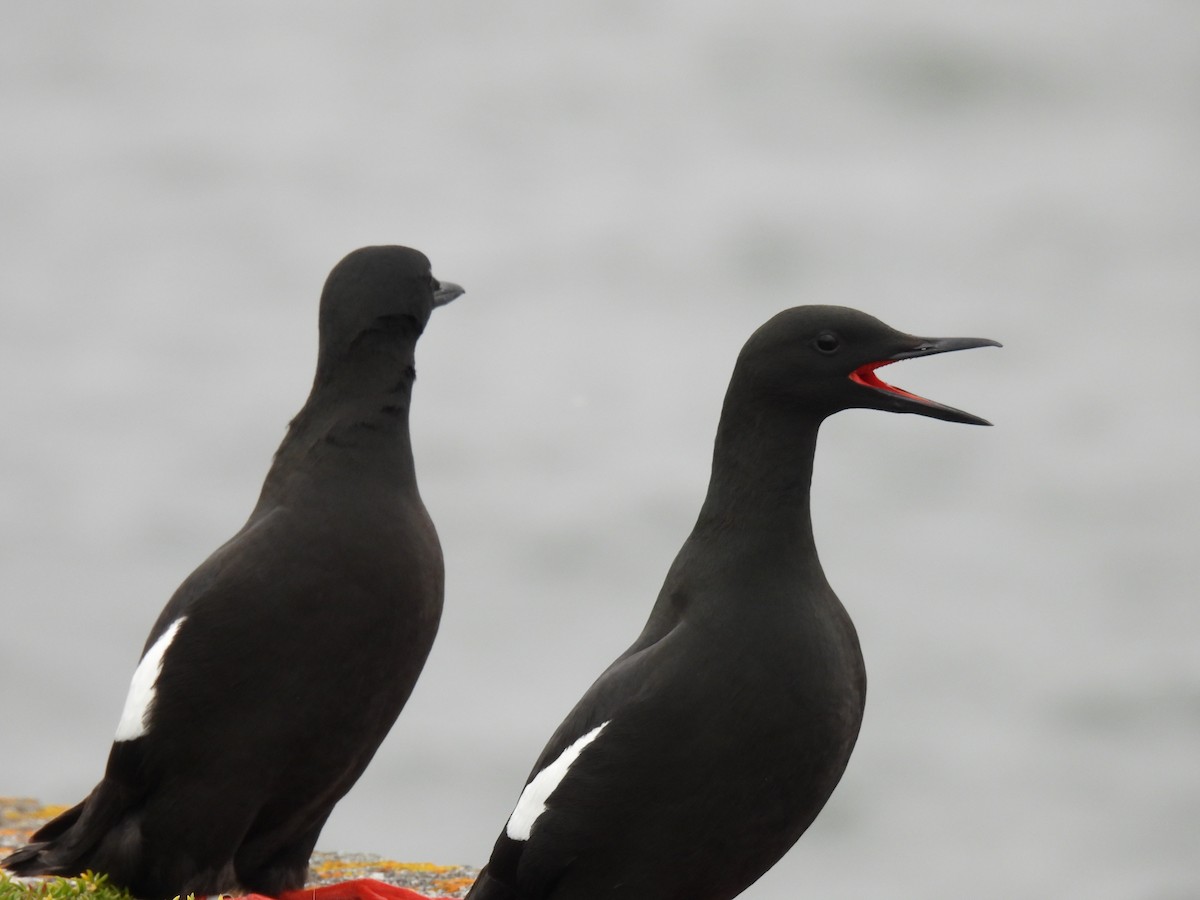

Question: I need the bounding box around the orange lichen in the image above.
[1,801,69,823]
[33,806,68,820]
[431,877,474,895]
[308,858,456,882]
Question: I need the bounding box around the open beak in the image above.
[433,279,465,307]
[850,336,1001,426]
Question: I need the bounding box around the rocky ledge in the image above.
[1,798,476,899]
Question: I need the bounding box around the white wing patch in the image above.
[505,720,610,841]
[114,617,186,742]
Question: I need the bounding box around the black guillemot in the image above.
[3,246,462,900]
[466,305,999,900]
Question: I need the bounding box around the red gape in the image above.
[849,359,930,404]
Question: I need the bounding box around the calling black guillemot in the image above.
[2,246,462,899]
[467,306,999,900]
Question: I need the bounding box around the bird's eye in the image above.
[814,332,840,354]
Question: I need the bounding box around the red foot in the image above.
[246,878,450,900]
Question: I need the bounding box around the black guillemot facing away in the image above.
[2,246,462,899]
[466,306,999,900]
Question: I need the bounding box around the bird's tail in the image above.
[2,781,137,879]
[2,800,87,876]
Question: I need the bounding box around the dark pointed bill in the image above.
[433,280,465,307]
[849,336,1001,426]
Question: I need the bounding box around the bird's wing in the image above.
[103,503,415,787]
[474,620,703,900]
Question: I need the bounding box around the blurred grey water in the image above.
[1,2,1198,898]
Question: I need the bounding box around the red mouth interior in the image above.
[849,360,934,404]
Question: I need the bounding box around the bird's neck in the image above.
[256,362,422,510]
[629,394,830,649]
[692,392,824,556]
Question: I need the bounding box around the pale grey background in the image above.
[1,3,1198,898]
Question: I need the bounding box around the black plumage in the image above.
[468,306,998,900]
[3,246,462,899]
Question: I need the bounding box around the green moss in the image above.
[0,871,155,900]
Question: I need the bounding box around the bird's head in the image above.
[313,245,463,385]
[735,305,1000,425]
